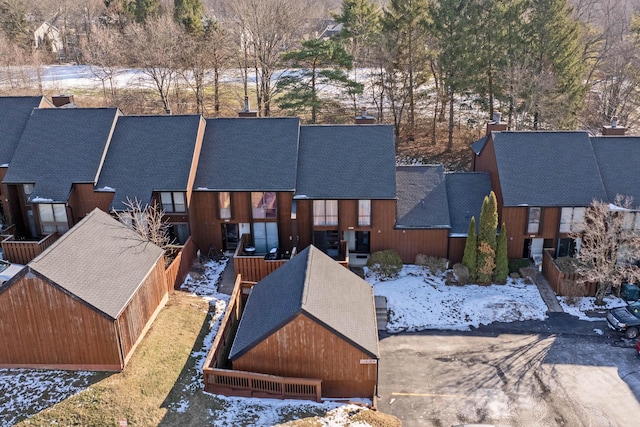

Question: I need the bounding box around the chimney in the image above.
[486,110,507,135]
[602,116,626,136]
[51,94,75,107]
[355,106,375,124]
[238,96,258,117]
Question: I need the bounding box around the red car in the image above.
[636,339,640,355]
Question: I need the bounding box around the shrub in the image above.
[415,254,448,274]
[494,223,509,284]
[367,250,402,280]
[462,216,477,281]
[508,258,531,274]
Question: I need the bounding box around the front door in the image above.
[221,223,239,251]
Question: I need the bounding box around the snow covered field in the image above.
[0,260,628,426]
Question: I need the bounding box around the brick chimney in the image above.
[602,116,626,136]
[486,111,507,135]
[51,94,75,107]
[238,96,258,118]
[355,106,375,124]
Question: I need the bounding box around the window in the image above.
[167,223,189,244]
[527,207,541,234]
[38,203,68,234]
[560,207,585,233]
[219,192,231,219]
[313,200,338,225]
[252,222,279,253]
[160,192,186,213]
[358,200,371,226]
[251,192,277,219]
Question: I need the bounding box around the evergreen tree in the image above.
[462,216,477,282]
[277,39,362,123]
[494,223,509,284]
[520,0,585,129]
[133,0,161,23]
[477,191,498,283]
[382,0,430,136]
[334,0,382,66]
[174,0,204,34]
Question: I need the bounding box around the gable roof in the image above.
[229,245,379,360]
[0,97,46,166]
[96,115,202,209]
[395,165,450,229]
[445,172,492,235]
[194,117,300,191]
[295,125,396,199]
[493,131,607,207]
[470,135,489,155]
[4,108,119,202]
[591,136,640,207]
[24,208,164,319]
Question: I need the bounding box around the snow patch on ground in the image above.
[369,265,549,332]
[557,294,626,321]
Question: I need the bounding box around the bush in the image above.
[508,258,531,274]
[367,250,402,280]
[415,254,448,274]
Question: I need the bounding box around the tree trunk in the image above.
[448,87,454,151]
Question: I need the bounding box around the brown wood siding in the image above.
[189,191,219,253]
[0,274,122,370]
[371,200,449,263]
[541,207,560,238]
[296,200,312,249]
[448,237,467,264]
[0,168,10,225]
[502,207,527,258]
[339,200,357,227]
[116,258,168,365]
[233,314,376,398]
[186,117,206,208]
[233,192,251,223]
[7,184,29,237]
[277,192,293,252]
[68,183,114,224]
[473,137,504,208]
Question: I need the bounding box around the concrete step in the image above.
[375,295,388,330]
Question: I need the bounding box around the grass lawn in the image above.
[10,288,398,426]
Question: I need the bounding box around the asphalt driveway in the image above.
[377,317,640,426]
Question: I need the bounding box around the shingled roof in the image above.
[295,125,396,199]
[493,131,607,207]
[96,115,203,209]
[3,108,119,202]
[229,245,379,360]
[445,172,492,235]
[395,165,450,229]
[0,97,46,166]
[591,136,640,207]
[23,208,164,319]
[194,117,300,191]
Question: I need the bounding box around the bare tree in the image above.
[231,0,307,116]
[572,195,640,304]
[113,197,170,249]
[124,15,182,113]
[83,26,124,106]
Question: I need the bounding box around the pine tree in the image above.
[174,0,204,34]
[462,216,477,282]
[494,223,509,284]
[277,39,362,123]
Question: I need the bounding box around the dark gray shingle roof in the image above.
[493,131,607,206]
[471,135,489,155]
[4,108,119,202]
[591,136,640,207]
[445,172,492,235]
[395,165,450,229]
[27,209,164,319]
[194,117,300,191]
[0,97,45,165]
[229,245,379,360]
[96,115,202,209]
[295,125,396,199]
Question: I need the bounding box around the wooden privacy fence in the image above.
[202,274,323,402]
[233,235,297,282]
[164,237,197,291]
[1,232,59,264]
[542,250,597,296]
